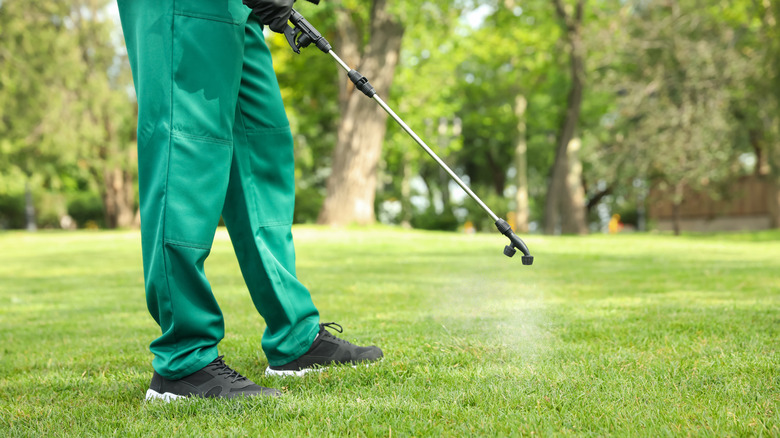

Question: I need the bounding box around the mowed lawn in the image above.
[1,227,778,436]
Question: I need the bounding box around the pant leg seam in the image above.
[244,125,291,135]
[236,101,311,363]
[171,130,233,146]
[231,30,319,365]
[163,1,179,353]
[164,238,212,250]
[235,101,293,306]
[173,10,243,25]
[255,220,291,229]
[235,104,292,231]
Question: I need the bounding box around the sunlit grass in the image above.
[1,227,778,436]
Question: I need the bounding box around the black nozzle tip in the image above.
[521,255,534,265]
[503,245,516,257]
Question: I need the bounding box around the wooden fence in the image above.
[647,176,773,231]
[649,176,770,219]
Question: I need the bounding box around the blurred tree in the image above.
[375,3,467,228]
[377,0,563,232]
[0,1,71,228]
[544,0,588,235]
[68,0,137,228]
[460,0,561,233]
[0,0,137,229]
[591,0,755,235]
[316,0,405,225]
[450,0,614,235]
[316,0,464,226]
[755,0,780,227]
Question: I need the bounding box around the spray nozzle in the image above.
[495,219,533,265]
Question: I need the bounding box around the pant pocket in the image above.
[164,134,232,246]
[174,0,249,24]
[171,12,245,141]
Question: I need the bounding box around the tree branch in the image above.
[552,0,573,31]
[575,0,584,24]
[552,0,582,33]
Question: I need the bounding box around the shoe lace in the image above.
[208,356,248,383]
[321,322,343,334]
[321,322,356,346]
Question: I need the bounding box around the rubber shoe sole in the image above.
[145,356,281,401]
[265,323,383,377]
[145,389,187,402]
[264,366,327,377]
[265,360,381,377]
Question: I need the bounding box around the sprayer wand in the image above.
[283,9,534,265]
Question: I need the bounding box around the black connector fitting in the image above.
[348,70,376,98]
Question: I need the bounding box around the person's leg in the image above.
[118,0,249,379]
[224,16,382,377]
[221,14,320,367]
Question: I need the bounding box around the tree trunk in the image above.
[544,161,564,234]
[671,201,681,236]
[318,0,404,226]
[769,178,780,229]
[102,165,136,228]
[400,150,413,228]
[485,149,506,196]
[545,0,587,235]
[25,180,37,232]
[672,180,684,236]
[513,95,529,233]
[437,118,451,208]
[760,123,779,228]
[98,105,137,229]
[563,138,588,233]
[750,129,771,176]
[133,207,142,228]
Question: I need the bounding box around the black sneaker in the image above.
[145,356,281,401]
[265,322,383,377]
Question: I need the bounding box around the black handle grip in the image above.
[284,9,332,54]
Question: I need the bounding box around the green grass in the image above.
[1,227,778,436]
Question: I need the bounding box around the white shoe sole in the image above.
[145,389,186,402]
[265,359,380,377]
[264,366,328,377]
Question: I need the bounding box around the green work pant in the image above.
[118,0,319,380]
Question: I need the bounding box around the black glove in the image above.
[244,0,295,33]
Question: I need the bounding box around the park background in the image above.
[1,0,779,436]
[2,0,780,235]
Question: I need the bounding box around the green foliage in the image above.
[272,0,469,225]
[460,191,512,231]
[455,0,563,190]
[0,193,24,230]
[67,191,105,228]
[293,185,325,225]
[376,1,560,229]
[410,207,459,231]
[1,0,778,230]
[586,0,773,218]
[0,0,137,229]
